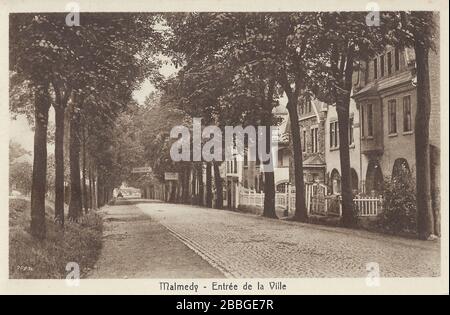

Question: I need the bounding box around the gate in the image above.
[308,183,328,215]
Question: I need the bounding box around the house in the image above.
[272,105,291,192]
[225,149,241,209]
[238,105,291,195]
[289,97,327,185]
[352,37,440,199]
[324,89,364,195]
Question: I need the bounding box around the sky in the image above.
[132,60,178,104]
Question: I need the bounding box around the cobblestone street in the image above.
[136,202,440,278]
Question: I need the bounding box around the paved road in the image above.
[136,202,440,278]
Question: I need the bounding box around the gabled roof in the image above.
[311,99,327,112]
[303,155,326,168]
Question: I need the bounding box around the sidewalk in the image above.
[87,200,224,279]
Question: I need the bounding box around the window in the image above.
[227,160,237,174]
[387,51,392,75]
[330,122,335,148]
[302,130,307,152]
[388,99,397,134]
[307,99,312,113]
[330,121,339,148]
[311,127,319,153]
[349,117,354,145]
[373,58,378,79]
[395,47,400,71]
[361,106,365,137]
[380,55,385,77]
[367,104,373,137]
[403,95,412,132]
[335,122,339,147]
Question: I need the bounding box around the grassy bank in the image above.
[9,198,103,279]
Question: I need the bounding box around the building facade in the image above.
[228,29,440,211]
[239,105,291,194]
[324,94,365,195]
[353,40,440,198]
[289,98,327,185]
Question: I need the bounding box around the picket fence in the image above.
[239,183,383,217]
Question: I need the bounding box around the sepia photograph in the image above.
[1,0,448,297]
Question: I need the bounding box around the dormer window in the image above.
[395,47,400,71]
[373,58,378,79]
[311,126,319,153]
[387,51,392,75]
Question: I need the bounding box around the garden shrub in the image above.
[377,168,417,235]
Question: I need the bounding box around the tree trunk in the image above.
[104,186,108,205]
[89,163,93,210]
[206,162,213,208]
[104,185,108,205]
[93,168,97,209]
[30,82,50,239]
[337,44,356,228]
[191,167,197,204]
[103,185,107,205]
[430,146,440,236]
[414,30,435,239]
[214,162,223,209]
[286,100,308,221]
[68,102,82,220]
[182,167,190,203]
[97,175,102,207]
[337,107,354,227]
[197,164,204,206]
[81,128,88,214]
[178,180,183,202]
[263,171,277,218]
[262,125,277,218]
[54,105,65,226]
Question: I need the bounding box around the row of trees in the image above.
[9,12,438,240]
[10,13,163,239]
[149,12,438,239]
